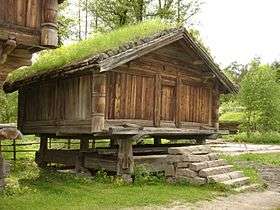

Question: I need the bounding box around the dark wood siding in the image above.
[0,0,42,29]
[21,75,92,134]
[107,71,154,120]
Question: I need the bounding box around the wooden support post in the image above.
[38,136,48,168]
[154,74,161,127]
[67,139,71,149]
[117,138,134,182]
[80,138,89,151]
[76,138,89,173]
[12,139,16,161]
[91,74,106,133]
[110,137,118,148]
[41,0,59,47]
[154,137,161,145]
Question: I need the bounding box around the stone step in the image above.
[199,165,233,177]
[222,177,250,187]
[189,159,226,171]
[208,171,244,182]
[233,184,261,192]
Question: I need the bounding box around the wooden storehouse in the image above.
[3,25,236,178]
[0,0,64,86]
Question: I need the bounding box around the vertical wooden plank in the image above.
[175,77,181,127]
[208,88,212,125]
[131,75,137,119]
[114,73,121,119]
[140,77,145,119]
[135,75,142,119]
[91,73,106,132]
[0,0,5,21]
[26,0,39,28]
[16,0,27,26]
[6,0,15,23]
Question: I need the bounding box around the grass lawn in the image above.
[223,153,280,185]
[0,160,228,210]
[224,132,280,144]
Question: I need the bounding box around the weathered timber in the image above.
[37,136,48,167]
[91,74,106,132]
[0,0,63,84]
[117,138,134,179]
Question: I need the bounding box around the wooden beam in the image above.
[0,37,17,64]
[117,138,134,182]
[38,136,48,167]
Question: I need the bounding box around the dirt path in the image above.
[167,191,280,210]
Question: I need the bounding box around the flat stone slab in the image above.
[199,165,233,177]
[209,142,280,155]
[168,145,211,155]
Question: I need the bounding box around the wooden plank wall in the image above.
[107,40,217,128]
[107,72,154,120]
[21,75,92,134]
[0,0,41,29]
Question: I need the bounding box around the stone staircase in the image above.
[165,145,259,191]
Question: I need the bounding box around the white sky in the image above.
[196,0,280,67]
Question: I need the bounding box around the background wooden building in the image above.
[0,0,64,87]
[3,26,236,178]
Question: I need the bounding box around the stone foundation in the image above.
[165,145,216,185]
[165,145,255,190]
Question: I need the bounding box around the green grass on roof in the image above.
[6,19,175,84]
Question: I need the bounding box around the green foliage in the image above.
[133,165,165,185]
[57,0,76,46]
[0,90,18,123]
[224,153,280,166]
[238,63,280,132]
[229,131,280,144]
[223,155,264,185]
[87,0,202,30]
[6,19,174,84]
[219,112,244,123]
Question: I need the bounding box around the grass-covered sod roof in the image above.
[6,19,175,84]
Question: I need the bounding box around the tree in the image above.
[223,61,248,85]
[87,0,202,30]
[57,0,76,45]
[239,63,280,133]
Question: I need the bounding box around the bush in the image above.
[239,64,280,132]
[231,131,280,144]
[133,165,164,185]
[219,112,244,123]
[0,90,18,123]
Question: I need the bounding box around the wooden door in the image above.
[160,85,175,121]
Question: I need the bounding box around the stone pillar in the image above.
[117,138,134,183]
